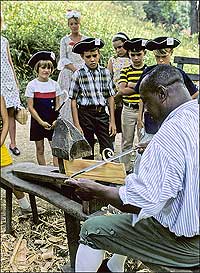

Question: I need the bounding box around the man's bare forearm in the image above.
[68,178,141,215]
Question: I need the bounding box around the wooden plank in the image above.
[174,56,200,65]
[12,162,70,186]
[1,165,88,221]
[64,159,126,185]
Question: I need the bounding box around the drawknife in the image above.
[70,147,136,178]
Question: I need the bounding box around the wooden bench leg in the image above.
[64,213,81,270]
[29,194,39,224]
[5,187,13,234]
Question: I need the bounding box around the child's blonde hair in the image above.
[34,60,54,74]
[153,48,173,56]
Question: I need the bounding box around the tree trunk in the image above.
[190,0,199,34]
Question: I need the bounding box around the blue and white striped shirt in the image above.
[69,64,115,106]
[119,100,199,237]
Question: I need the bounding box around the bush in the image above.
[143,0,190,31]
[2,1,199,105]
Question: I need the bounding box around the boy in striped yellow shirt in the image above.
[117,38,147,173]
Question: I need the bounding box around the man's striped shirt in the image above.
[69,64,115,106]
[119,100,199,237]
[118,64,147,104]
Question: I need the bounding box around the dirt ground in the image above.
[1,114,150,272]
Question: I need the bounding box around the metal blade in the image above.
[70,147,134,178]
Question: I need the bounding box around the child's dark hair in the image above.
[112,32,129,43]
[34,60,54,74]
[81,47,100,56]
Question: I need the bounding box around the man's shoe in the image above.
[97,259,112,272]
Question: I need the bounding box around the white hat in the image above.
[66,10,81,20]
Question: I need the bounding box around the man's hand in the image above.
[136,141,150,154]
[137,119,144,139]
[66,178,141,214]
[66,178,104,201]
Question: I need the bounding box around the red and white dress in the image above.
[25,78,62,141]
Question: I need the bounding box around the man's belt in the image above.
[123,102,139,109]
[79,105,105,112]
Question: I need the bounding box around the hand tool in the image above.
[70,147,136,178]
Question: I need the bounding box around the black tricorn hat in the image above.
[145,37,181,51]
[123,38,148,52]
[28,51,56,68]
[72,37,104,54]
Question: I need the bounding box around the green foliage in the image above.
[143,0,190,31]
[112,1,147,20]
[1,1,199,105]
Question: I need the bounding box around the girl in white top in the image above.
[26,51,63,166]
[107,32,131,149]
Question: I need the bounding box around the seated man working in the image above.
[67,64,199,272]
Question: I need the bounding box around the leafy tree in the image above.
[2,1,198,105]
[189,0,199,34]
[143,0,190,31]
[112,1,147,19]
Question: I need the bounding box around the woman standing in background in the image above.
[57,10,87,121]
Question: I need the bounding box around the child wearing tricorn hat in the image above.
[25,51,63,166]
[69,37,116,159]
[132,36,199,174]
[116,38,148,174]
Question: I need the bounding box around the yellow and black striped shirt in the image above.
[118,64,147,104]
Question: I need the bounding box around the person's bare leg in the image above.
[8,107,17,148]
[53,156,58,167]
[13,190,24,199]
[35,140,46,165]
[49,141,58,166]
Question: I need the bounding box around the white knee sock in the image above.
[107,254,127,272]
[17,196,30,209]
[75,244,105,272]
